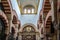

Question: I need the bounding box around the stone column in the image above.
[14,24,18,40]
[18,34,22,40]
[36,33,40,40]
[6,19,12,40]
[5,13,12,40]
[36,34,37,40]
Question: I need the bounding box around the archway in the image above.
[12,10,18,24]
[8,27,15,40]
[22,25,36,40]
[45,16,55,40]
[12,15,17,24]
[43,0,51,18]
[1,0,11,14]
[19,23,39,40]
[11,27,15,40]
[11,27,15,35]
[23,5,35,14]
[46,16,52,34]
[0,19,6,40]
[0,11,9,40]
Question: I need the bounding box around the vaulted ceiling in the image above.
[17,0,40,14]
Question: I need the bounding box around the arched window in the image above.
[24,9,27,13]
[32,8,34,13]
[28,9,31,13]
[24,8,35,14]
[23,5,35,14]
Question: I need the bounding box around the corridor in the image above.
[0,0,60,40]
